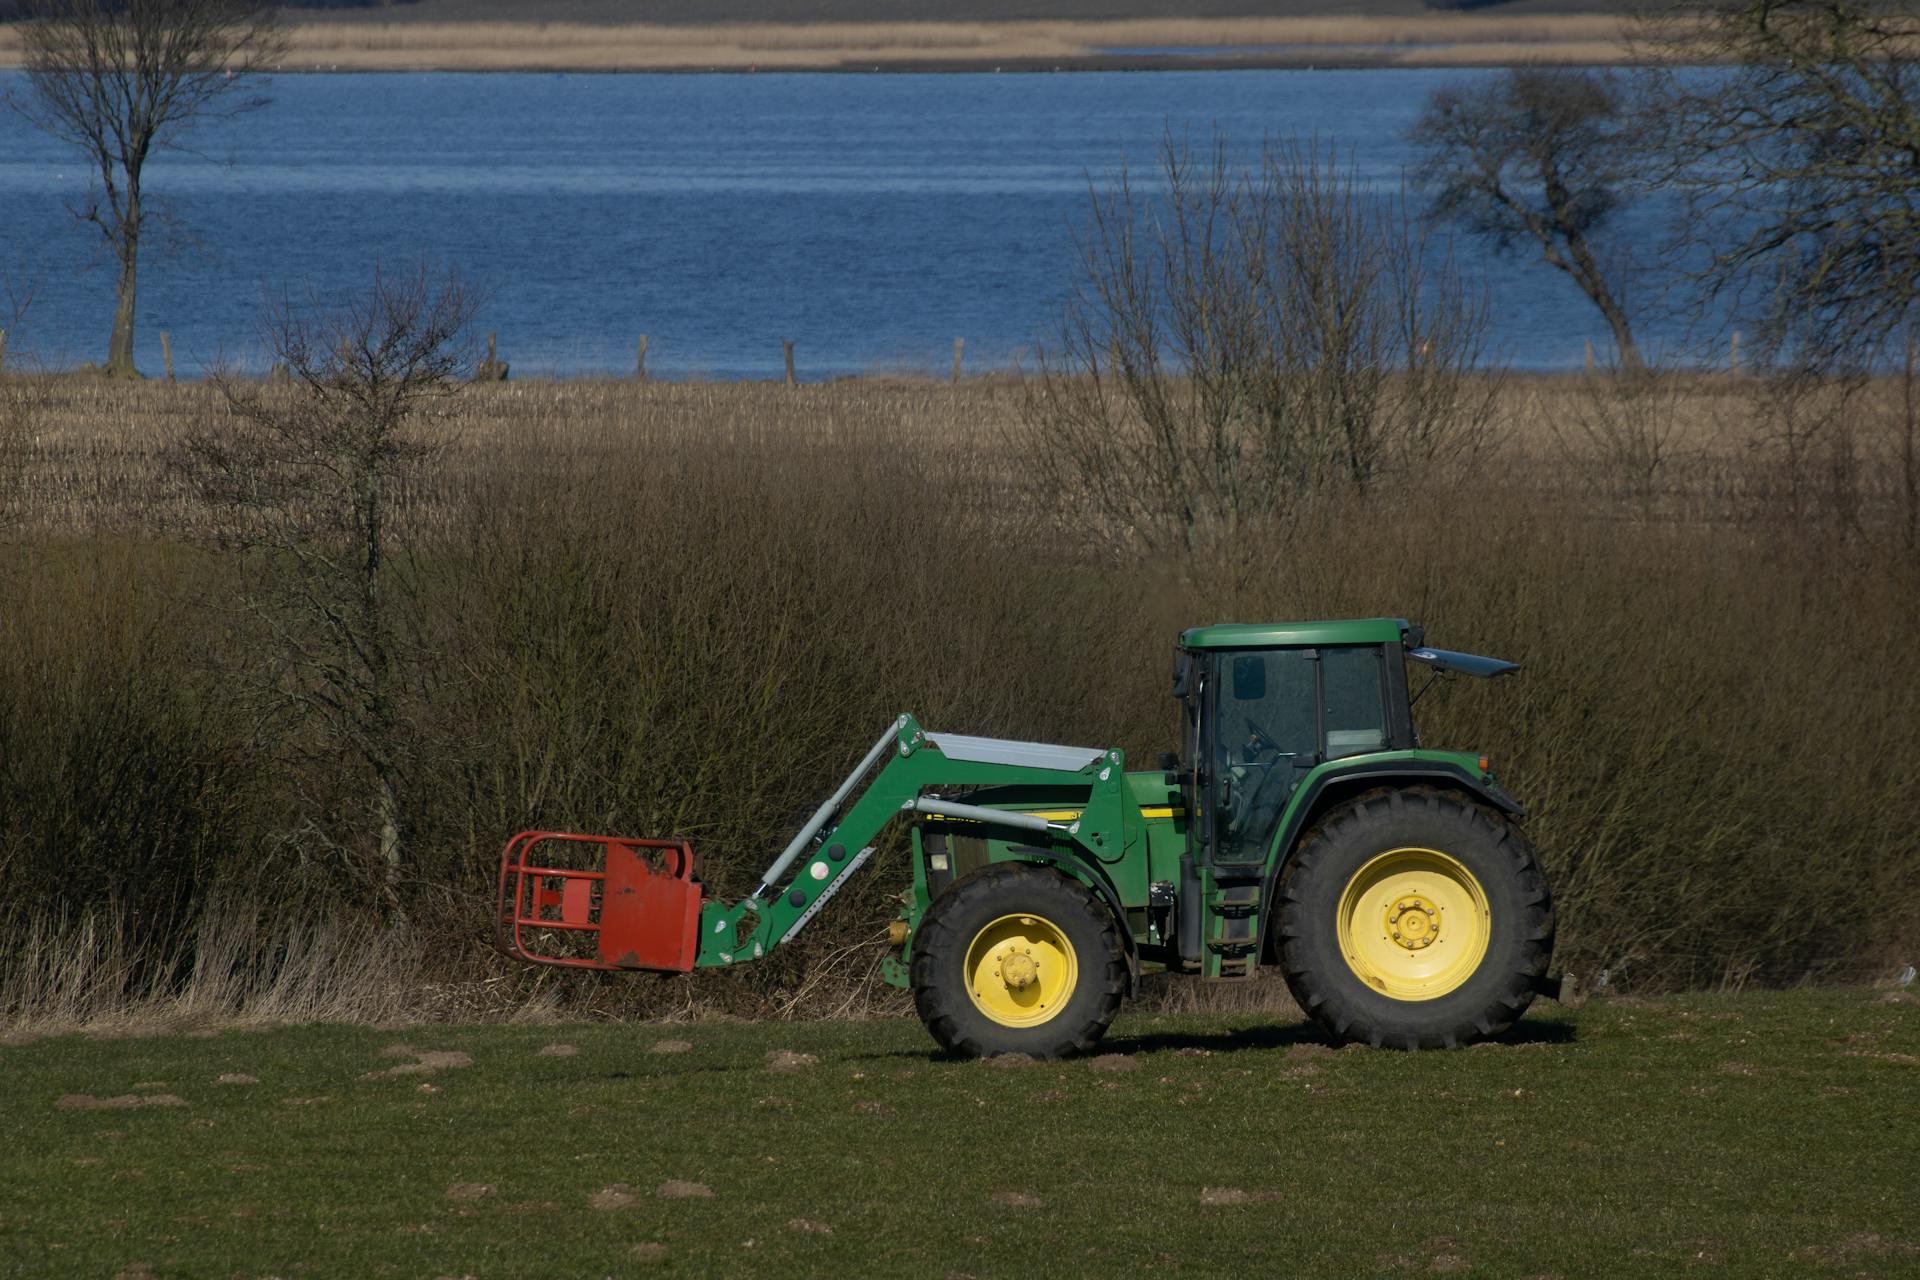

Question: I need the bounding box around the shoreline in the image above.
[0,15,1638,73]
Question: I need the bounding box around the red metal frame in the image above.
[496,831,704,973]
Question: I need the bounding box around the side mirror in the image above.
[1171,652,1192,698]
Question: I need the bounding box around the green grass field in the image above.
[3,990,1916,1278]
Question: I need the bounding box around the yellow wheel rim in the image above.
[964,913,1078,1028]
[1336,848,1490,1001]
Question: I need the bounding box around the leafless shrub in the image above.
[1553,364,1690,517]
[177,266,475,915]
[1021,133,1500,564]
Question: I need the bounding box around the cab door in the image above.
[1201,645,1391,866]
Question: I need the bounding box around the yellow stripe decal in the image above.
[922,806,1183,824]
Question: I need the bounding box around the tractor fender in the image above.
[1006,844,1141,996]
[1257,761,1524,929]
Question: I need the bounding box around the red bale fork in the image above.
[496,832,704,972]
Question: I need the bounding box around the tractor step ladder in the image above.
[496,832,703,972]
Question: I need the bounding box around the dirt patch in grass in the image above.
[445,1182,494,1200]
[766,1050,818,1074]
[535,1043,578,1057]
[982,1052,1035,1068]
[56,1093,186,1110]
[1792,1233,1920,1264]
[1199,1187,1284,1206]
[629,1242,669,1261]
[1087,1053,1138,1072]
[589,1184,637,1210]
[657,1179,714,1199]
[649,1039,692,1055]
[1285,1044,1335,1060]
[364,1047,473,1079]
[215,1073,258,1085]
[787,1217,832,1234]
[990,1190,1043,1208]
[850,1099,893,1116]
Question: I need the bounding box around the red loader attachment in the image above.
[496,832,704,972]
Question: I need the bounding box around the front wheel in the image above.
[911,863,1127,1059]
[1276,787,1554,1049]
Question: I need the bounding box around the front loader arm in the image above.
[695,714,1133,968]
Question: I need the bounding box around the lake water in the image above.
[0,69,1668,379]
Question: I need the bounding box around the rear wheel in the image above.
[911,863,1126,1059]
[1277,787,1553,1049]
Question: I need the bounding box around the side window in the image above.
[1322,646,1386,758]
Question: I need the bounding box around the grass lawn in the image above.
[2,989,1915,1278]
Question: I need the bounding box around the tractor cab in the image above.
[1174,620,1424,869]
[1174,619,1421,871]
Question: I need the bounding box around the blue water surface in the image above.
[0,69,1664,378]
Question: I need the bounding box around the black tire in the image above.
[1276,787,1554,1050]
[911,863,1127,1059]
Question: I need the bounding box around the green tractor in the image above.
[498,618,1559,1056]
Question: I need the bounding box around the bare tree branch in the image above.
[1639,0,1920,369]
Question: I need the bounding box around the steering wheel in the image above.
[1243,716,1286,761]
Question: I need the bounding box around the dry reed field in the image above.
[1,370,1916,1035]
[0,13,1636,71]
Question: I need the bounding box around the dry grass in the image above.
[0,371,1876,536]
[0,15,1639,71]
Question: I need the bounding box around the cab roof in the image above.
[1180,618,1411,649]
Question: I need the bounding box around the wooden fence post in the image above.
[0,327,8,374]
[636,334,649,381]
[783,340,796,387]
[159,331,175,383]
[1729,330,1741,372]
[1583,339,1595,373]
[952,337,965,383]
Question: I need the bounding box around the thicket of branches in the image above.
[1022,135,1498,562]
[178,268,474,917]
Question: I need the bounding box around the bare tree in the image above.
[1409,67,1645,367]
[1640,0,1920,369]
[1022,134,1500,560]
[178,267,475,914]
[0,273,40,374]
[5,0,285,377]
